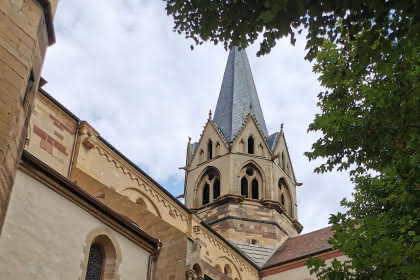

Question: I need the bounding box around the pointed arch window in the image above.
[199,149,204,163]
[241,177,248,198]
[85,243,104,280]
[207,139,213,160]
[240,163,262,200]
[251,179,259,199]
[213,178,220,199]
[197,168,221,207]
[215,142,220,156]
[248,136,254,154]
[224,264,232,277]
[281,152,285,169]
[202,183,210,205]
[278,178,292,217]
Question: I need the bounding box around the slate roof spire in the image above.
[213,47,269,142]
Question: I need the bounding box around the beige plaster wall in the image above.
[262,255,348,280]
[0,170,150,280]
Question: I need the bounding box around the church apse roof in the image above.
[264,226,334,268]
[213,47,269,142]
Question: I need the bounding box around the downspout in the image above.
[67,121,81,179]
[147,240,162,280]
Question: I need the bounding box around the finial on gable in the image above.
[208,109,212,120]
[188,136,191,144]
[281,123,284,130]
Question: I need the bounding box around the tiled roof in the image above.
[213,47,269,142]
[232,241,275,267]
[264,227,334,268]
[267,132,279,151]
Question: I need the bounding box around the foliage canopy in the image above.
[165,0,420,278]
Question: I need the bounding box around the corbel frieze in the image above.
[91,143,189,226]
[193,224,258,278]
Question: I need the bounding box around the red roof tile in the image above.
[264,226,334,268]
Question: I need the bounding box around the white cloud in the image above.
[43,0,353,233]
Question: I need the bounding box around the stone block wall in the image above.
[197,200,296,248]
[0,0,57,233]
[86,184,189,280]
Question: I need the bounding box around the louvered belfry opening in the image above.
[85,243,105,280]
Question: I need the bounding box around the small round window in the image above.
[246,167,254,176]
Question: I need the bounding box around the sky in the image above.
[43,0,354,234]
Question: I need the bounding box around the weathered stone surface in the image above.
[0,0,56,234]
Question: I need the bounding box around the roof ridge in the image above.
[289,226,333,239]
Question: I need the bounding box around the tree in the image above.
[305,30,420,280]
[164,0,420,278]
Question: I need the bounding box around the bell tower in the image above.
[184,47,303,266]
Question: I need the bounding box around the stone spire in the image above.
[213,47,269,142]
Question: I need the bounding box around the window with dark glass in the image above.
[247,136,254,154]
[207,140,213,160]
[23,71,35,104]
[251,179,259,199]
[85,243,104,280]
[213,178,220,199]
[241,177,248,198]
[203,183,210,205]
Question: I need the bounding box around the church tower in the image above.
[184,47,303,266]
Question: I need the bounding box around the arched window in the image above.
[196,167,221,207]
[215,142,220,156]
[241,177,248,198]
[193,263,203,279]
[199,149,204,162]
[239,163,263,200]
[207,140,213,160]
[203,183,210,205]
[82,234,118,280]
[213,178,220,199]
[85,243,104,280]
[278,178,293,217]
[281,152,285,169]
[224,264,232,277]
[239,139,245,153]
[248,136,254,154]
[258,143,264,156]
[251,179,259,199]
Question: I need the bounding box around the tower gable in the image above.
[271,131,296,182]
[188,120,229,169]
[231,115,272,159]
